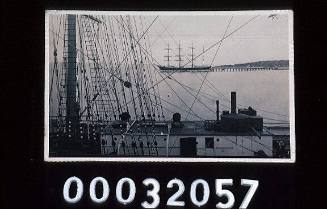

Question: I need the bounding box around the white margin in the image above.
[44,9,295,163]
[45,11,50,161]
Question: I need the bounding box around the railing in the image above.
[100,145,180,157]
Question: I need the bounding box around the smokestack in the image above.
[216,100,219,120]
[231,92,236,114]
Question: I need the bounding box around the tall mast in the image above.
[164,43,172,66]
[189,42,195,67]
[65,14,78,137]
[175,41,183,68]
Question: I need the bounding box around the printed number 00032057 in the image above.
[63,177,259,209]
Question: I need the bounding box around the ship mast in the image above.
[65,14,79,138]
[175,41,183,68]
[164,43,172,66]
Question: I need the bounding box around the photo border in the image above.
[44,9,295,163]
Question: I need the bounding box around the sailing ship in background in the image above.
[158,42,212,72]
[47,13,291,159]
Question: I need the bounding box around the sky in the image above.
[133,13,290,66]
[47,11,292,121]
[48,11,291,66]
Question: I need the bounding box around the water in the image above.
[156,70,290,123]
[49,63,290,124]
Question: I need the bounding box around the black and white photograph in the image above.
[45,10,295,162]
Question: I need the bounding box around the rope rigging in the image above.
[185,16,234,120]
[114,16,218,120]
[50,14,289,125]
[149,15,260,90]
[48,13,291,158]
[146,14,288,122]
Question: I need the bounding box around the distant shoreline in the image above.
[217,60,289,68]
[48,60,289,70]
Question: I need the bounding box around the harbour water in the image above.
[49,63,290,125]
[156,70,290,123]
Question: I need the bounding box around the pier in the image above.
[211,66,288,72]
[159,66,289,73]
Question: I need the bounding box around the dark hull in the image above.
[159,65,212,72]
